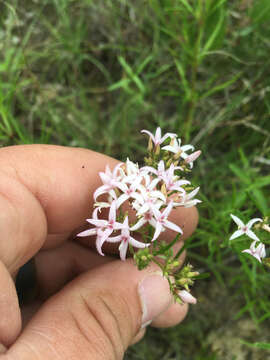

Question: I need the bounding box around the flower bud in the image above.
[178,290,197,304]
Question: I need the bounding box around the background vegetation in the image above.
[1,0,270,358]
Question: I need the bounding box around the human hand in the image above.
[0,145,198,359]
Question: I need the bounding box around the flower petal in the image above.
[247,218,263,228]
[77,228,97,237]
[119,240,129,261]
[230,214,245,228]
[164,219,183,234]
[245,229,261,242]
[229,229,244,240]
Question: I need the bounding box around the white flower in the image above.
[178,290,197,304]
[242,241,266,263]
[116,176,143,207]
[141,127,176,146]
[151,202,183,241]
[78,201,124,256]
[130,210,157,231]
[107,217,149,260]
[133,175,165,216]
[160,164,189,192]
[94,163,123,201]
[162,138,194,159]
[173,187,201,208]
[229,214,262,242]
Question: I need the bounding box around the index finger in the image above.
[0,144,119,272]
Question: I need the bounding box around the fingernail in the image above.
[138,273,173,328]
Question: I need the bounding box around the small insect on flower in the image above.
[229,214,263,242]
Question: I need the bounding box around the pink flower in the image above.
[130,210,156,231]
[162,138,194,158]
[141,127,176,146]
[160,164,189,192]
[178,290,197,304]
[94,164,123,201]
[78,201,123,256]
[151,202,183,241]
[242,241,266,263]
[116,176,143,207]
[133,175,165,216]
[107,217,149,260]
[229,214,262,242]
[185,150,201,168]
[174,187,201,208]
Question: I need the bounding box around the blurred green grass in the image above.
[1,0,270,359]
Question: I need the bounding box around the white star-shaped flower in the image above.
[229,214,262,242]
[162,138,194,159]
[107,217,149,260]
[141,127,176,146]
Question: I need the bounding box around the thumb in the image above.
[5,260,173,360]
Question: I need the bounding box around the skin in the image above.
[0,145,198,359]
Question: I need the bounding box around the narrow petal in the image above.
[119,240,129,261]
[164,220,183,234]
[130,217,147,231]
[155,127,162,142]
[245,229,261,242]
[162,202,174,219]
[180,144,194,152]
[152,222,163,242]
[117,194,129,208]
[247,218,263,228]
[230,214,245,228]
[161,145,178,153]
[106,235,122,243]
[96,233,108,256]
[94,185,109,201]
[137,203,150,216]
[129,237,149,249]
[229,229,244,240]
[87,219,107,227]
[141,129,155,143]
[77,228,97,237]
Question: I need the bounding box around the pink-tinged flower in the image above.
[161,164,189,192]
[162,138,194,158]
[107,217,149,260]
[229,214,262,242]
[151,202,183,241]
[141,127,177,146]
[94,163,123,201]
[242,241,266,263]
[178,290,197,304]
[133,175,165,216]
[78,201,124,256]
[174,187,201,208]
[185,150,201,168]
[130,210,157,231]
[116,176,143,207]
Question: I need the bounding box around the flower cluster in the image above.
[78,127,201,303]
[229,214,269,264]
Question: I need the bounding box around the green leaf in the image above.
[241,340,270,350]
[229,164,251,185]
[201,72,241,99]
[118,56,145,93]
[249,188,268,215]
[201,7,226,58]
